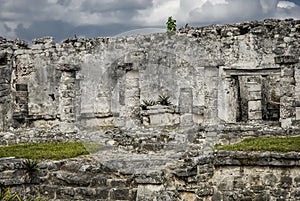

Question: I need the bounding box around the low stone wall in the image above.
[212,151,300,201]
[1,150,300,201]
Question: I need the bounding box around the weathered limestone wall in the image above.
[1,151,300,201]
[0,19,299,131]
[1,19,300,201]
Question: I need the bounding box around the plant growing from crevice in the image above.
[140,99,156,110]
[22,159,40,181]
[157,95,172,106]
[0,185,42,201]
[22,159,40,174]
[0,186,21,201]
[166,16,176,32]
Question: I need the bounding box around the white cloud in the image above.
[185,0,279,24]
[133,0,179,26]
[275,1,300,19]
[0,0,300,40]
[278,1,297,8]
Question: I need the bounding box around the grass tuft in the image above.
[0,142,91,160]
[214,136,300,152]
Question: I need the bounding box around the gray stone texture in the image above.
[0,19,300,200]
[2,151,300,201]
[0,19,298,130]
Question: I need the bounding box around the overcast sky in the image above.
[1,0,300,42]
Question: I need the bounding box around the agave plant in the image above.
[140,99,156,110]
[22,159,40,175]
[157,95,172,106]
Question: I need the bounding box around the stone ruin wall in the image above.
[0,19,300,138]
[2,151,300,200]
[0,19,300,201]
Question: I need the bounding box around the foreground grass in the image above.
[214,136,300,152]
[0,142,91,160]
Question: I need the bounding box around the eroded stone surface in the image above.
[0,19,300,200]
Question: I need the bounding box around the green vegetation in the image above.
[166,16,176,32]
[22,159,40,175]
[0,142,90,160]
[140,95,172,110]
[157,95,172,106]
[0,185,42,201]
[140,99,156,110]
[214,136,300,152]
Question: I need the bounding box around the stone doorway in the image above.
[221,67,281,123]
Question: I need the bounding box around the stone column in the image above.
[218,75,239,123]
[179,88,193,126]
[0,52,12,131]
[204,66,219,125]
[56,63,80,133]
[124,70,140,128]
[0,81,11,130]
[247,80,262,121]
[275,55,299,128]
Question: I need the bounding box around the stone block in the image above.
[296,107,300,120]
[281,118,293,128]
[248,111,262,120]
[280,105,295,119]
[74,187,95,198]
[248,100,261,111]
[110,188,129,200]
[179,88,193,113]
[90,176,107,187]
[275,55,299,64]
[174,166,197,177]
[84,117,115,128]
[95,188,109,199]
[108,179,129,187]
[134,171,163,184]
[57,187,75,198]
[281,66,295,76]
[149,113,179,126]
[136,184,164,200]
[248,91,261,100]
[147,105,175,114]
[247,82,261,92]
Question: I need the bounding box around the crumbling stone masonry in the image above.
[2,151,300,201]
[1,19,300,200]
[0,19,300,131]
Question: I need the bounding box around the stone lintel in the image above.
[274,55,299,65]
[56,63,80,71]
[224,67,281,76]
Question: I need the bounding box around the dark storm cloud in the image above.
[0,0,300,42]
[15,20,140,42]
[80,0,153,13]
